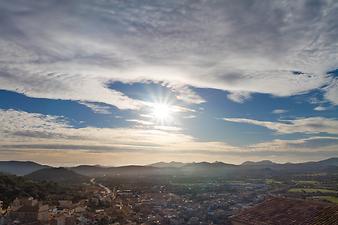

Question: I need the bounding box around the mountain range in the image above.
[0,161,50,176]
[0,158,337,182]
[149,161,186,168]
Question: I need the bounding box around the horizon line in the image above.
[1,156,336,168]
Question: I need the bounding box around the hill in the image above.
[238,158,338,175]
[0,161,49,176]
[182,161,237,169]
[70,165,110,177]
[312,157,338,166]
[178,161,238,176]
[25,167,88,184]
[0,173,70,207]
[241,160,276,166]
[149,161,186,168]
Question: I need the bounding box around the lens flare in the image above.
[152,103,173,125]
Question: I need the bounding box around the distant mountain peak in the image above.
[25,167,87,183]
[183,161,237,168]
[149,161,186,168]
[241,160,276,166]
[0,161,49,176]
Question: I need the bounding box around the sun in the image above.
[151,103,173,123]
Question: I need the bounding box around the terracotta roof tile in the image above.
[231,197,338,225]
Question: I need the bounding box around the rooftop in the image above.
[231,197,338,225]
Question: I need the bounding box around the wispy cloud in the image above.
[248,137,338,153]
[223,117,338,134]
[80,102,113,114]
[0,0,337,109]
[272,109,288,114]
[227,91,251,103]
[126,119,154,126]
[324,79,338,105]
[314,106,328,111]
[0,109,235,154]
[1,109,337,165]
[166,84,205,104]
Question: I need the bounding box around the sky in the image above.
[0,0,337,166]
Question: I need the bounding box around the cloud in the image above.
[324,78,338,105]
[272,109,288,114]
[0,109,236,154]
[0,109,69,136]
[166,84,205,104]
[126,119,154,126]
[80,102,113,114]
[1,109,337,165]
[227,91,251,103]
[314,106,328,111]
[183,115,196,119]
[249,137,338,153]
[223,117,338,134]
[0,110,338,165]
[153,126,182,132]
[0,0,337,108]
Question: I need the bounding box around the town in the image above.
[1,178,268,225]
[1,159,338,225]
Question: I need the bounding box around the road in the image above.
[90,178,112,194]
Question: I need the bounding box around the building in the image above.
[9,198,49,225]
[58,200,73,209]
[11,204,40,223]
[37,204,49,223]
[0,217,5,225]
[230,197,338,225]
[10,198,22,211]
[0,200,5,216]
[51,215,76,225]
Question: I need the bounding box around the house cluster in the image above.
[0,197,86,225]
[0,181,275,225]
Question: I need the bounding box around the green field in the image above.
[288,188,338,194]
[266,179,282,185]
[315,196,338,204]
[293,180,319,185]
